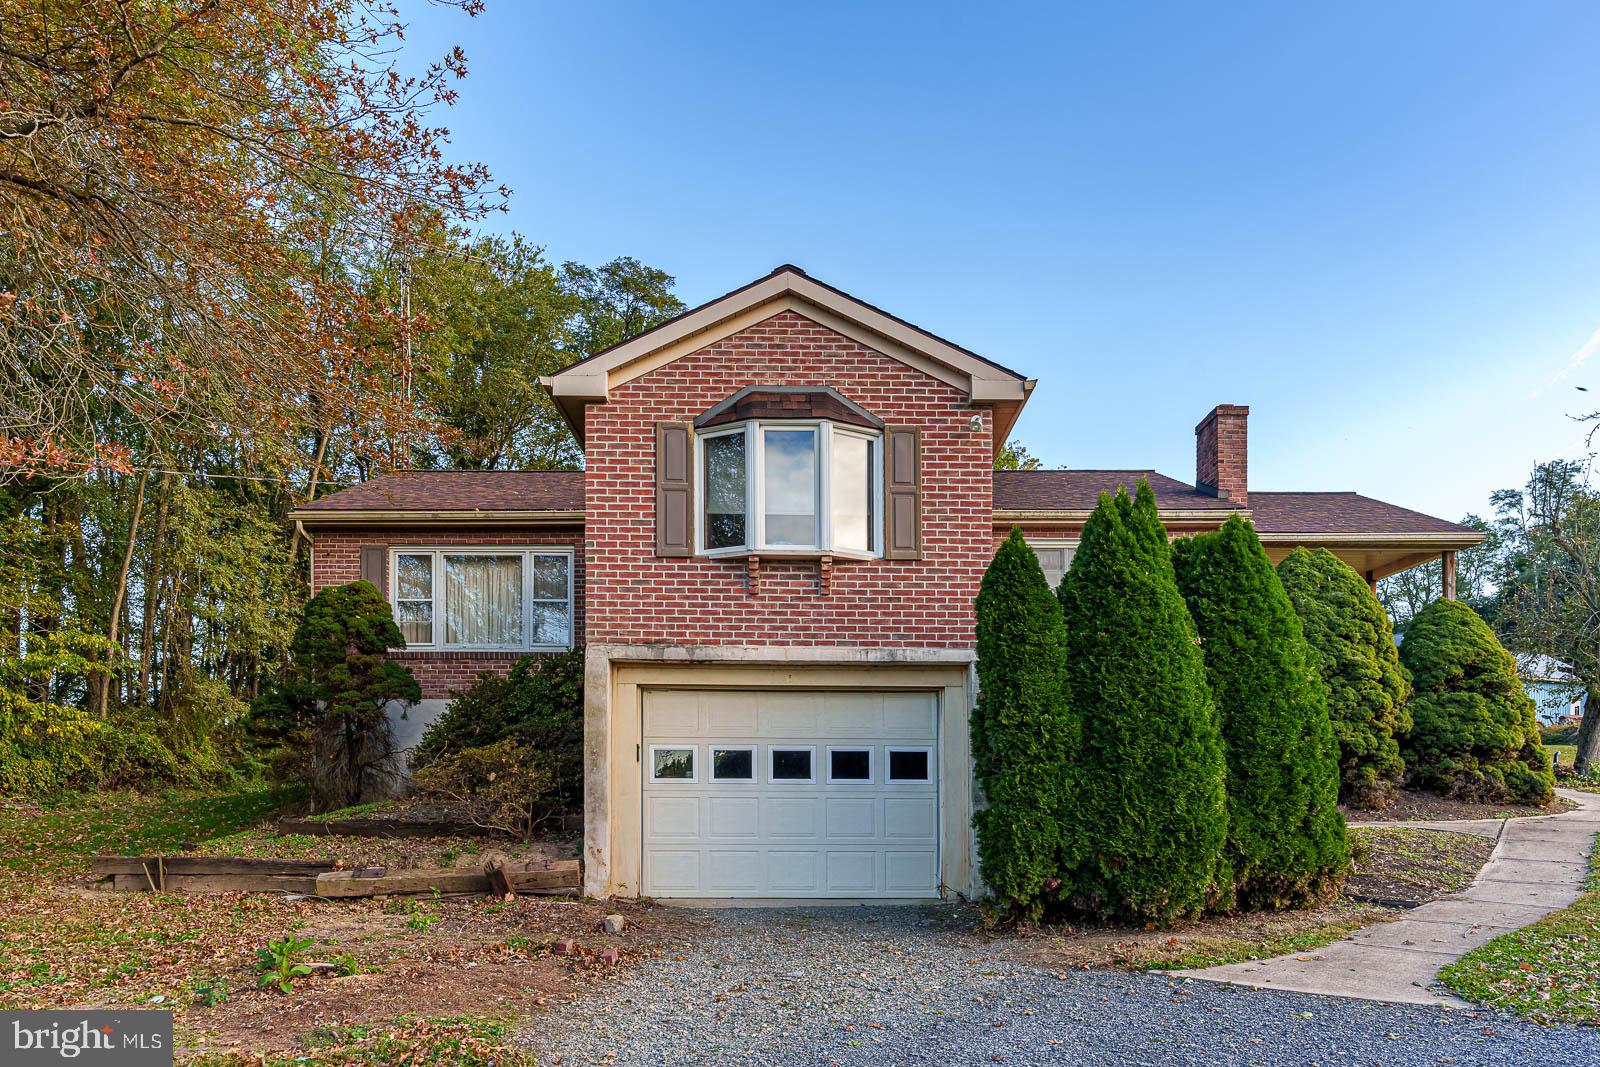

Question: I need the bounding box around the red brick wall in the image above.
[307,524,585,700]
[1195,404,1249,505]
[584,311,992,649]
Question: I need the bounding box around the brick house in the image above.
[292,265,1481,902]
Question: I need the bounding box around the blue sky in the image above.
[398,1,1600,521]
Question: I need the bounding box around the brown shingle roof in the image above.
[296,469,1476,541]
[993,470,1243,512]
[995,472,1478,539]
[1248,492,1475,536]
[296,470,583,513]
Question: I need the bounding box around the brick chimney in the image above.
[1195,404,1249,505]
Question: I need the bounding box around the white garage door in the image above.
[641,689,940,898]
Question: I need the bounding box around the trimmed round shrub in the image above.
[1058,481,1230,924]
[1173,516,1348,909]
[1400,598,1554,804]
[972,528,1074,918]
[1277,547,1411,810]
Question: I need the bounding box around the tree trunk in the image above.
[95,467,149,717]
[136,474,173,709]
[1575,688,1600,776]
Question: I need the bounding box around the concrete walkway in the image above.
[1173,789,1600,1006]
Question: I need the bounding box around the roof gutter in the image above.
[1253,530,1486,548]
[288,509,586,526]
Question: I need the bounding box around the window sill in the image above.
[700,548,879,562]
[387,647,572,658]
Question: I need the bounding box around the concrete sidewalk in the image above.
[1172,789,1600,1006]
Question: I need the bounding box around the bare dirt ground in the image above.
[1342,788,1574,823]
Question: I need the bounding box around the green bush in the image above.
[971,528,1074,918]
[1277,547,1412,809]
[1058,482,1230,924]
[412,739,557,837]
[0,629,210,796]
[414,649,584,819]
[1173,516,1348,909]
[249,580,420,810]
[1400,598,1554,804]
[1543,723,1578,747]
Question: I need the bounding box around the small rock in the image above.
[553,938,577,956]
[600,948,621,965]
[603,913,626,935]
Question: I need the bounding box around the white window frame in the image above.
[694,420,883,559]
[387,545,575,652]
[825,746,875,785]
[1024,537,1079,591]
[885,746,935,785]
[708,744,758,783]
[648,744,698,784]
[768,745,818,785]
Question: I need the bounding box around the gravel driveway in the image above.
[527,904,1600,1067]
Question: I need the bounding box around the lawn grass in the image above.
[1436,832,1600,1024]
[187,1016,531,1066]
[1132,911,1381,970]
[0,787,298,880]
[0,787,638,1064]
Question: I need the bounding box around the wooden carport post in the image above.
[1440,551,1457,600]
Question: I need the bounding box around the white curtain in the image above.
[444,555,523,646]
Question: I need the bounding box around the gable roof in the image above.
[290,470,582,524]
[542,265,1033,451]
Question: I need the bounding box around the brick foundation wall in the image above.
[306,524,585,700]
[585,311,993,649]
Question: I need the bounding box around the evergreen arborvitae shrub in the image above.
[1172,517,1348,909]
[1058,482,1230,924]
[251,580,421,809]
[1277,548,1411,810]
[972,528,1074,918]
[1400,598,1554,804]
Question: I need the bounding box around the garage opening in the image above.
[640,689,940,898]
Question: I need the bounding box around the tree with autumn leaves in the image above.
[0,2,682,786]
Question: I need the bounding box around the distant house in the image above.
[1519,655,1588,726]
[291,265,1483,902]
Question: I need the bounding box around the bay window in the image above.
[389,547,573,650]
[696,420,880,556]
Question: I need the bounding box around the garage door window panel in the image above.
[710,746,756,782]
[770,746,816,784]
[887,747,933,784]
[827,747,873,784]
[649,746,697,783]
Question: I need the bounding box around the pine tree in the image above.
[1173,517,1348,908]
[972,528,1074,917]
[1277,548,1411,810]
[252,580,421,809]
[1400,598,1554,804]
[1058,482,1230,924]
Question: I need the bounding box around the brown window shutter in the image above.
[359,545,387,590]
[883,425,922,560]
[656,421,694,556]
